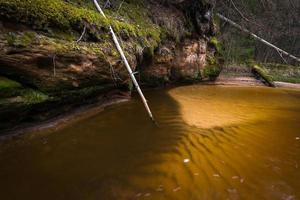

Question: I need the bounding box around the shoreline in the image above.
[213,76,300,89]
[0,96,130,141]
[209,76,265,87]
[1,78,300,140]
[274,81,300,89]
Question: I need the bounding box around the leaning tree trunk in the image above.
[217,13,300,63]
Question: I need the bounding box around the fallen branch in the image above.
[217,13,300,63]
[92,0,155,121]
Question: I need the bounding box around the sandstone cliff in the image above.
[0,0,221,131]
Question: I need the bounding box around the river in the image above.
[0,85,300,200]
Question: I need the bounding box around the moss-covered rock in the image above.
[139,38,221,86]
[251,64,275,87]
[0,31,138,92]
[0,0,218,90]
[203,65,222,80]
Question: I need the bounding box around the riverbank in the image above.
[218,63,300,88]
[2,80,300,138]
[274,82,300,89]
[214,76,300,89]
[213,76,264,86]
[0,0,299,136]
[0,92,130,139]
[0,0,222,135]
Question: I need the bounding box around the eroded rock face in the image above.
[140,0,217,86]
[0,0,217,92]
[0,0,220,132]
[173,39,207,74]
[140,39,217,85]
[0,38,136,92]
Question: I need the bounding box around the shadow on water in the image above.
[0,89,188,200]
[0,85,300,200]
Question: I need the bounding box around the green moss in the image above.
[36,34,110,58]
[6,32,36,47]
[251,64,274,86]
[21,89,49,104]
[192,71,202,81]
[104,0,162,41]
[51,30,77,41]
[203,65,222,80]
[207,55,217,65]
[209,37,222,53]
[0,76,49,104]
[1,88,48,107]
[0,0,162,45]
[261,63,300,84]
[0,76,22,89]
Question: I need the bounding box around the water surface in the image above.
[1,85,300,200]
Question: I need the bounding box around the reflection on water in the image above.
[0,85,300,200]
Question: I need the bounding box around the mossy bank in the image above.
[0,0,219,132]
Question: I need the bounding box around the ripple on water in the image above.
[0,85,300,199]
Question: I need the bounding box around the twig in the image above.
[229,0,262,27]
[76,25,87,43]
[230,0,249,22]
[276,49,288,64]
[117,0,125,13]
[53,54,56,77]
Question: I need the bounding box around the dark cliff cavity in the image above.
[149,0,216,38]
[172,0,216,36]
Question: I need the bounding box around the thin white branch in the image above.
[92,0,155,121]
[76,25,87,43]
[217,13,300,63]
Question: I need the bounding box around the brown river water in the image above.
[0,85,300,200]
